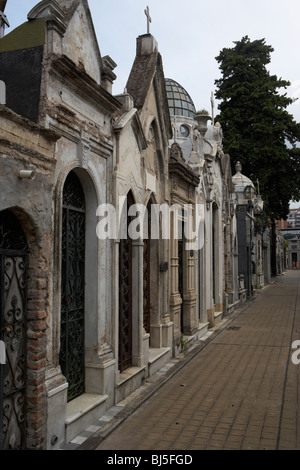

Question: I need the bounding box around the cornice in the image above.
[0,104,60,142]
[50,54,122,114]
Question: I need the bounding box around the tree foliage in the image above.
[214,36,300,220]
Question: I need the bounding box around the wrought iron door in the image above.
[60,172,85,402]
[178,218,184,333]
[143,205,151,334]
[118,193,134,372]
[178,238,184,333]
[0,210,27,450]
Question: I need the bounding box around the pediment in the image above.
[60,0,102,84]
[28,0,103,85]
[28,0,65,21]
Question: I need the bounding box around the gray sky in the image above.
[4,0,300,122]
[3,1,300,208]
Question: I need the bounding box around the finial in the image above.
[210,91,215,126]
[173,116,177,143]
[235,161,242,173]
[144,6,151,34]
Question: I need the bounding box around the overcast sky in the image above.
[3,0,300,207]
[4,0,300,122]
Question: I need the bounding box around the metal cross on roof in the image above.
[0,0,7,13]
[144,6,151,34]
[0,0,9,38]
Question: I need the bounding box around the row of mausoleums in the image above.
[0,0,284,450]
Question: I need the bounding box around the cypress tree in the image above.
[215,36,300,221]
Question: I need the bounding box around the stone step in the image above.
[214,311,223,325]
[65,393,108,443]
[198,322,209,339]
[148,347,172,376]
[115,366,146,404]
[227,303,236,315]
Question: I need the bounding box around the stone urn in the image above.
[194,113,212,136]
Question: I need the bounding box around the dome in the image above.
[232,161,256,200]
[165,78,196,119]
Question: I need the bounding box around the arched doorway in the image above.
[59,171,86,402]
[0,210,28,450]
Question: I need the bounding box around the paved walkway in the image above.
[77,270,300,451]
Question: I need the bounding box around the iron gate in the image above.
[59,172,85,402]
[178,218,184,333]
[143,204,151,334]
[118,193,134,372]
[0,210,27,450]
[178,238,184,333]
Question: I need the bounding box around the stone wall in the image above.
[0,105,59,449]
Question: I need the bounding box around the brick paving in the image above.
[81,270,300,451]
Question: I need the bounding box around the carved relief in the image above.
[78,139,90,169]
[145,126,158,175]
[170,142,185,162]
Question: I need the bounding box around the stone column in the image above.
[169,227,182,351]
[161,238,173,348]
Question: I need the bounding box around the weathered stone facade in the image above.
[168,141,199,353]
[176,109,239,328]
[0,0,276,451]
[111,33,174,401]
[232,162,272,298]
[0,0,123,449]
[0,104,59,448]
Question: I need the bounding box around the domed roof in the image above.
[232,161,256,198]
[165,78,196,119]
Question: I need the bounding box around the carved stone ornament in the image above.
[27,0,65,21]
[27,0,67,35]
[78,140,90,169]
[170,142,185,162]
